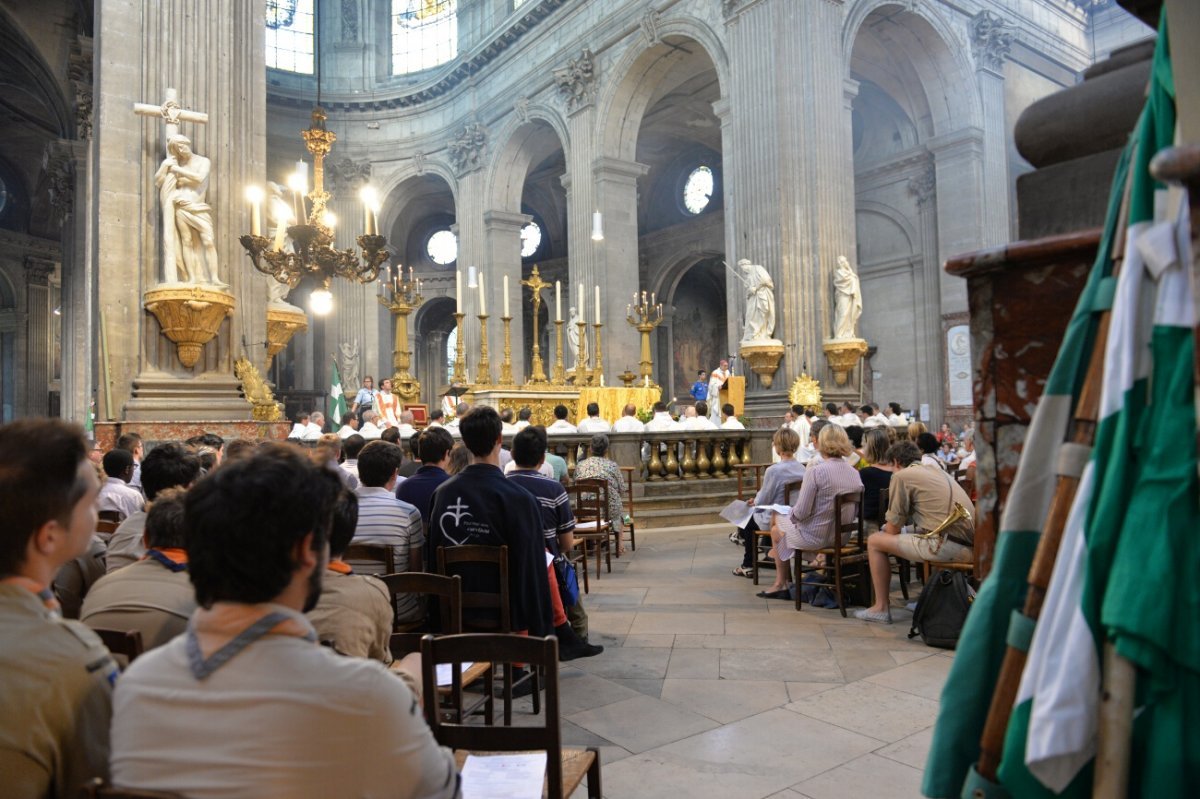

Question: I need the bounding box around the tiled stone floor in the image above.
[525,524,952,799]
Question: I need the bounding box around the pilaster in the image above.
[593,156,649,382]
[483,210,531,382]
[23,258,55,417]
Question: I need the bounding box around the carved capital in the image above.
[24,257,56,285]
[328,156,372,192]
[513,95,531,123]
[907,165,936,206]
[970,10,1014,72]
[412,150,427,175]
[641,9,662,45]
[447,121,488,175]
[553,49,597,115]
[41,140,76,219]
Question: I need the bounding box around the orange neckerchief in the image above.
[1,576,62,616]
[190,602,315,661]
[327,560,352,574]
[143,547,189,571]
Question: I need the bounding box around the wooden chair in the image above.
[84,779,186,798]
[383,573,494,725]
[566,483,611,580]
[96,510,122,538]
[575,477,621,561]
[877,488,911,601]
[344,542,396,574]
[792,490,869,617]
[734,463,769,501]
[619,466,637,552]
[92,628,144,670]
[752,480,803,586]
[421,633,602,799]
[436,545,539,720]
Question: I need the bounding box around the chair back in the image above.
[566,483,603,527]
[92,628,144,669]
[834,490,864,547]
[380,573,462,656]
[734,463,768,501]
[421,633,565,797]
[783,479,803,506]
[574,477,611,522]
[436,545,511,634]
[96,511,122,537]
[344,542,396,574]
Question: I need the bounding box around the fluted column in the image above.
[455,169,486,380]
[483,210,530,382]
[593,157,649,382]
[561,104,598,335]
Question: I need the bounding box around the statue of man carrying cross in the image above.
[133,88,225,286]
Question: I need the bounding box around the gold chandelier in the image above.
[239,107,388,315]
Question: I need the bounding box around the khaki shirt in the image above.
[81,558,197,652]
[307,568,394,664]
[885,463,975,546]
[0,584,117,799]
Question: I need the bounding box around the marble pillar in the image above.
[23,259,54,417]
[95,0,267,421]
[593,156,649,382]
[562,103,598,349]
[483,210,530,382]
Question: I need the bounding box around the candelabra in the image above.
[591,323,604,385]
[451,312,468,385]
[477,313,491,385]
[626,291,665,385]
[239,107,388,314]
[573,318,590,386]
[552,319,566,384]
[377,265,424,403]
[500,315,514,385]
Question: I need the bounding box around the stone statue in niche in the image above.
[340,340,361,392]
[736,258,776,343]
[154,134,224,285]
[832,255,863,340]
[567,306,588,369]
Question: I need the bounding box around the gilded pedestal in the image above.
[265,306,308,369]
[144,285,236,368]
[822,338,869,387]
[739,339,785,388]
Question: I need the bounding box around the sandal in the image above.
[732,566,753,577]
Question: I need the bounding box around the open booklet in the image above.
[718,499,792,529]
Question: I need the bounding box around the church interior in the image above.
[2,0,1198,797]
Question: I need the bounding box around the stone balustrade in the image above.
[541,429,757,482]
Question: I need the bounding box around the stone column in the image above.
[723,0,854,403]
[447,121,486,380]
[23,259,55,417]
[561,117,598,350]
[593,156,649,382]
[327,156,381,388]
[483,210,530,381]
[970,10,1013,248]
[95,0,267,421]
[907,161,944,425]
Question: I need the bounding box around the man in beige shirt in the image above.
[308,490,394,663]
[106,443,200,573]
[0,419,119,799]
[82,489,196,652]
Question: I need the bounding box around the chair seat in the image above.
[927,561,973,572]
[814,544,863,556]
[453,748,597,798]
[437,662,493,697]
[573,521,610,532]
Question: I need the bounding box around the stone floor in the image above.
[522,524,952,799]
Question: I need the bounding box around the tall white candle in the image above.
[478,273,486,316]
[594,285,601,323]
[456,270,462,308]
[555,281,562,322]
[577,283,584,324]
[503,274,510,317]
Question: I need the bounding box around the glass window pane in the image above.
[520,221,541,258]
[267,0,315,75]
[393,0,458,76]
[427,229,458,265]
[683,166,714,215]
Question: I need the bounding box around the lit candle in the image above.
[577,283,584,323]
[245,186,263,236]
[456,269,462,308]
[626,304,631,317]
[478,272,486,316]
[503,275,510,317]
[555,281,562,322]
[360,186,378,236]
[594,285,601,323]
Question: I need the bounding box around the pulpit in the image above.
[720,376,746,417]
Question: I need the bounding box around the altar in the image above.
[576,386,661,423]
[471,387,580,426]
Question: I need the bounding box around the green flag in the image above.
[329,359,347,432]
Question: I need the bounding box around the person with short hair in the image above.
[82,489,197,652]
[513,407,533,431]
[398,430,422,478]
[375,378,401,428]
[341,433,367,483]
[546,404,577,434]
[855,440,975,624]
[574,434,627,554]
[706,360,730,423]
[0,419,118,799]
[337,412,360,440]
[916,431,942,468]
[720,403,744,430]
[499,408,517,435]
[381,426,402,446]
[97,448,145,521]
[445,402,470,434]
[427,408,445,428]
[107,444,201,573]
[837,402,860,428]
[612,403,644,433]
[316,434,357,491]
[117,432,145,492]
[732,427,806,578]
[644,401,680,431]
[885,401,909,427]
[350,375,375,424]
[303,412,326,441]
[351,442,424,623]
[110,444,458,798]
[307,491,394,663]
[289,412,310,439]
[396,427,455,551]
[397,410,418,439]
[690,370,708,403]
[358,409,384,440]
[789,404,811,446]
[683,401,718,430]
[576,402,611,433]
[221,438,257,462]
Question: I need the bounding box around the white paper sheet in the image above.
[719,499,755,528]
[461,752,547,799]
[435,662,476,687]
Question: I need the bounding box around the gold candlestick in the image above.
[451,312,468,385]
[521,266,550,384]
[591,322,604,386]
[476,313,491,386]
[500,315,514,385]
[626,293,664,385]
[378,270,424,403]
[574,319,589,385]
[552,319,566,384]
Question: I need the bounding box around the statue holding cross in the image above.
[133,88,225,286]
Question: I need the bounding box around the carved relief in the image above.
[721,0,745,19]
[413,150,427,175]
[328,156,372,191]
[641,9,662,45]
[514,95,531,123]
[69,36,94,140]
[447,121,488,174]
[341,0,359,41]
[907,165,936,207]
[42,141,75,219]
[553,49,597,114]
[970,10,1014,71]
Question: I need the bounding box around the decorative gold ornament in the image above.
[234,357,283,421]
[499,315,515,385]
[520,266,551,384]
[143,285,235,368]
[265,306,308,369]
[476,313,492,385]
[789,372,822,408]
[822,338,869,387]
[552,319,566,385]
[379,267,424,402]
[451,312,468,385]
[591,322,604,385]
[626,291,664,386]
[739,340,785,388]
[619,369,637,387]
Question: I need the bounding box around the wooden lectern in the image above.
[720,376,746,416]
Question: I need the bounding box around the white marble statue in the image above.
[154,134,224,286]
[738,258,776,342]
[567,306,588,369]
[265,182,303,309]
[339,340,361,393]
[832,255,863,340]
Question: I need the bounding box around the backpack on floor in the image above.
[907,569,976,649]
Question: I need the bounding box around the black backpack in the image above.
[908,569,976,649]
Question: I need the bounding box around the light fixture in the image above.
[309,286,334,316]
[591,210,604,241]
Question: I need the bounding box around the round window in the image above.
[682,166,714,215]
[520,221,542,258]
[426,229,458,265]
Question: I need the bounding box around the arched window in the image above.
[682,166,714,215]
[520,221,542,259]
[426,228,458,266]
[266,0,316,74]
[445,326,457,383]
[392,0,458,76]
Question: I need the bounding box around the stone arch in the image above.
[376,160,458,245]
[377,169,458,269]
[853,200,919,264]
[413,294,458,405]
[486,107,570,213]
[595,16,730,163]
[652,251,728,398]
[843,0,982,137]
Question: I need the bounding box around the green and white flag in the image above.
[329,359,347,432]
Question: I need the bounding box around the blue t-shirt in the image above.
[690,380,707,401]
